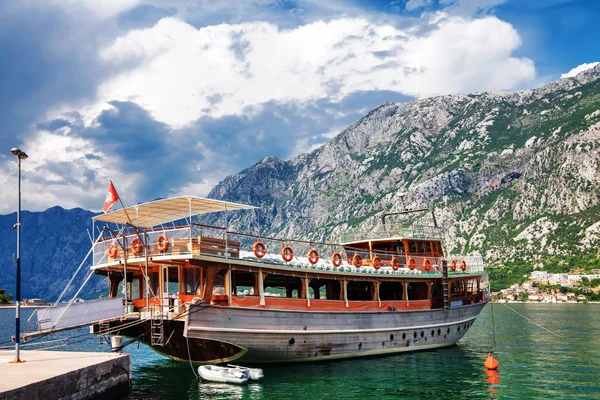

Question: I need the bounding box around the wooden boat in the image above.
[25,196,488,365]
[198,365,249,384]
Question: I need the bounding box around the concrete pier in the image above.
[0,350,130,400]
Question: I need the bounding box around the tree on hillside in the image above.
[0,288,13,304]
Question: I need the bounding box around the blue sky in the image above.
[0,0,598,213]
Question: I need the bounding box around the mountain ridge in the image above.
[2,65,599,298]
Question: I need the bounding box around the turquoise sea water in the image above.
[1,303,599,399]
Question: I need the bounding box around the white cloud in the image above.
[561,62,600,79]
[58,0,142,18]
[96,14,535,127]
[0,129,133,214]
[406,0,432,11]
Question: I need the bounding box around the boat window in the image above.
[450,280,466,296]
[347,281,375,301]
[467,279,479,294]
[130,277,142,300]
[149,272,159,297]
[184,267,201,295]
[432,241,443,256]
[309,278,341,300]
[407,282,428,300]
[379,281,403,301]
[232,271,256,296]
[408,241,420,254]
[422,241,431,255]
[212,269,227,295]
[263,274,302,298]
[164,267,179,296]
[396,241,405,255]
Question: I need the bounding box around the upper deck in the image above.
[91,196,484,276]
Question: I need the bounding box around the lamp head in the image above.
[10,148,28,160]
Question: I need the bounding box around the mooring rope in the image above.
[490,301,497,351]
[186,335,199,378]
[500,302,564,339]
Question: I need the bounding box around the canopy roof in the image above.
[93,196,257,228]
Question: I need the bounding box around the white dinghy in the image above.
[198,365,249,384]
[227,364,264,380]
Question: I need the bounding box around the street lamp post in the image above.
[10,147,27,363]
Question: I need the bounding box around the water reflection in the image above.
[3,305,600,399]
[192,380,263,400]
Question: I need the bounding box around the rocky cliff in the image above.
[207,65,600,271]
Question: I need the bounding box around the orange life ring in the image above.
[408,258,416,270]
[281,246,294,262]
[352,254,363,268]
[107,242,118,258]
[253,242,266,258]
[331,252,342,267]
[372,256,382,270]
[424,259,432,272]
[450,260,457,272]
[460,260,467,271]
[156,234,169,252]
[308,249,319,265]
[391,257,400,271]
[131,238,143,255]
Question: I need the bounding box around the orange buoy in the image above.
[391,257,400,271]
[156,234,169,252]
[352,254,363,268]
[308,249,319,265]
[331,252,343,267]
[253,241,267,258]
[423,259,432,272]
[485,353,499,370]
[281,245,294,262]
[372,256,382,270]
[107,242,119,258]
[131,238,143,255]
[450,259,457,271]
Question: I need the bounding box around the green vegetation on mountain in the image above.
[0,288,12,304]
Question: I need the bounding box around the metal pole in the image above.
[15,156,21,362]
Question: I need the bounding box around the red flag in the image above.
[103,182,120,213]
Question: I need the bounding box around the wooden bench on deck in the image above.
[185,236,240,258]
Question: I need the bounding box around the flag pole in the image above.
[110,180,136,227]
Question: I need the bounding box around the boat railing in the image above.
[340,223,444,243]
[93,225,483,275]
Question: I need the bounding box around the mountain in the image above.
[0,207,105,301]
[207,65,600,287]
[2,66,599,299]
